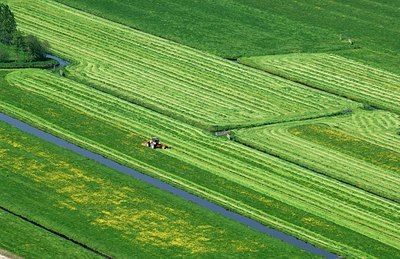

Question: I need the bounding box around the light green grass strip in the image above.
[239,53,400,114]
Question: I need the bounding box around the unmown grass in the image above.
[53,0,344,58]
[0,209,98,259]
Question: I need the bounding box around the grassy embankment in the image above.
[234,109,400,202]
[0,121,316,258]
[1,68,399,258]
[54,0,400,74]
[239,54,400,114]
[7,0,359,131]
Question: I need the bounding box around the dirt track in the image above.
[0,249,18,259]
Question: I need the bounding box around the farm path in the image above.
[0,249,17,259]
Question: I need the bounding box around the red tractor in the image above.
[146,137,169,149]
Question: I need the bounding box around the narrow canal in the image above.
[0,112,338,258]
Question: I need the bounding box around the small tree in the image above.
[0,3,17,44]
[24,34,50,61]
[13,29,25,61]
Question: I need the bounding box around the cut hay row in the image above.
[268,60,399,104]
[17,10,334,113]
[240,54,400,113]
[338,111,400,152]
[4,70,400,254]
[235,110,400,202]
[7,0,357,130]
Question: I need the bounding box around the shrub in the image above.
[0,48,9,61]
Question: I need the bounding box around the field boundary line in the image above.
[0,206,112,258]
[216,108,353,132]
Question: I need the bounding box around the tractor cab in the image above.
[145,137,169,149]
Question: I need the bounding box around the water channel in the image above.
[0,112,337,258]
[44,54,71,69]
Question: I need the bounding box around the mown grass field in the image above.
[6,0,359,131]
[53,0,400,74]
[239,54,400,114]
[234,109,400,202]
[1,68,399,258]
[2,0,400,258]
[0,122,314,258]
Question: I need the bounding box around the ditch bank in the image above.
[0,112,338,258]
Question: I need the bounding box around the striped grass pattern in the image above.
[235,110,400,201]
[240,53,400,114]
[3,69,400,256]
[7,0,357,130]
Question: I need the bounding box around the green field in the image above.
[1,67,399,257]
[6,0,359,131]
[0,122,316,258]
[234,109,400,202]
[54,0,346,58]
[53,0,400,74]
[239,54,400,114]
[0,209,98,258]
[1,0,400,258]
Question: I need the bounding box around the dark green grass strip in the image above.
[0,206,110,259]
[53,0,344,58]
[0,59,58,69]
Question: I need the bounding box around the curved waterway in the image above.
[0,112,338,258]
[44,54,71,68]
